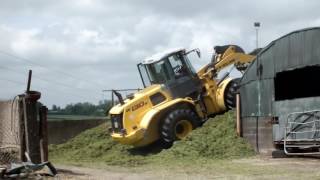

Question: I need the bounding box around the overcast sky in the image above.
[0,0,319,107]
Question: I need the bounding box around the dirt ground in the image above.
[52,156,320,180]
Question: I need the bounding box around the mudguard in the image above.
[133,98,196,146]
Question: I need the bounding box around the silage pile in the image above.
[49,111,254,166]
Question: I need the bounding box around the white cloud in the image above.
[11,29,42,54]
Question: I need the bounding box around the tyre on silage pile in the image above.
[157,111,255,159]
[160,109,199,143]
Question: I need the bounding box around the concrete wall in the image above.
[241,116,275,155]
[48,119,105,144]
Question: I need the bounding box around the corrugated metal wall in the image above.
[239,27,320,153]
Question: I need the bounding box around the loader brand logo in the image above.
[132,101,146,111]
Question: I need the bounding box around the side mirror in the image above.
[186,48,201,58]
[196,49,201,58]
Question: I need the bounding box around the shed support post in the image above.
[236,93,242,137]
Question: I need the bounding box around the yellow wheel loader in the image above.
[109,45,256,147]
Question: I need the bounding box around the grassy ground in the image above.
[49,111,254,167]
[55,157,320,180]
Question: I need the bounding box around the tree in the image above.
[52,104,58,111]
[48,100,112,116]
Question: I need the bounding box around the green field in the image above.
[47,114,108,121]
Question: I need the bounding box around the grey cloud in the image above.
[0,0,320,107]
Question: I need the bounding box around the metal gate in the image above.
[284,110,320,155]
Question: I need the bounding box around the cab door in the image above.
[166,53,201,98]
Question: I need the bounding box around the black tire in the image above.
[224,78,240,109]
[156,139,173,149]
[160,109,199,143]
[272,149,288,158]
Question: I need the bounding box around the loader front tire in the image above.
[224,78,240,109]
[160,109,199,143]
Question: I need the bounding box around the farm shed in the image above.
[239,27,320,155]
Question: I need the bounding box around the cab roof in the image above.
[142,48,185,64]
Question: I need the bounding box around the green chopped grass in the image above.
[49,111,255,166]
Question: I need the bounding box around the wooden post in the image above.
[236,94,242,137]
[19,70,43,163]
[26,70,32,93]
[39,106,48,162]
[24,91,41,163]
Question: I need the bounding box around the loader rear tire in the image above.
[160,109,199,143]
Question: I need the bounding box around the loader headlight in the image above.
[114,121,119,128]
[110,113,123,133]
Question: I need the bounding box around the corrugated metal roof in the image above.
[241,27,320,84]
[240,27,320,117]
[256,27,320,58]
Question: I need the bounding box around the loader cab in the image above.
[137,48,201,98]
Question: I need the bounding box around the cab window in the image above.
[168,54,188,79]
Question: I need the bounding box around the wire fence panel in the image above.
[0,98,21,167]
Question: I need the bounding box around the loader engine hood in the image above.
[108,84,165,115]
[108,84,171,146]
